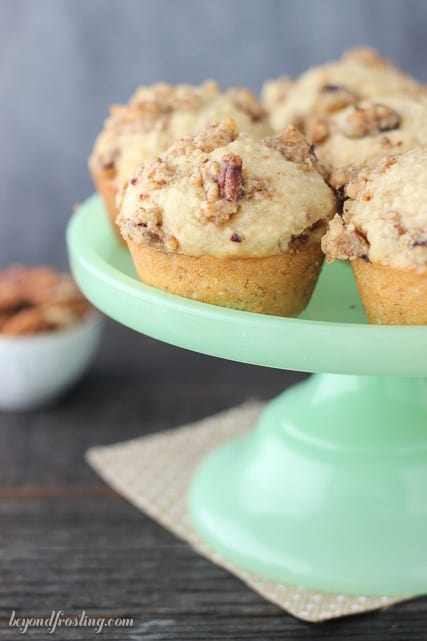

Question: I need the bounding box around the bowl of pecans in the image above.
[0,265,102,411]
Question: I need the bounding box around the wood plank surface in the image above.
[0,320,425,640]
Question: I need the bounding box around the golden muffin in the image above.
[322,147,427,324]
[117,118,336,316]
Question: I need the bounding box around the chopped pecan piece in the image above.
[340,103,401,138]
[317,84,358,114]
[200,159,220,202]
[125,206,164,247]
[193,118,239,153]
[145,157,174,188]
[197,200,239,225]
[304,115,330,144]
[227,87,265,121]
[218,153,244,202]
[330,163,369,195]
[322,214,370,261]
[263,126,316,168]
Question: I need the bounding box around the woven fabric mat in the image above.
[87,401,407,622]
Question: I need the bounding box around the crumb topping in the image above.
[269,47,421,132]
[308,96,427,190]
[117,120,336,259]
[321,147,427,270]
[339,103,401,138]
[89,81,271,186]
[263,126,318,170]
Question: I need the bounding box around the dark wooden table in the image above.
[1,320,426,640]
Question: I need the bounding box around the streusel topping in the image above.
[322,147,427,271]
[308,96,427,189]
[117,119,336,258]
[269,47,421,132]
[89,81,271,186]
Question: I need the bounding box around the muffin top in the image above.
[269,47,421,132]
[307,95,427,189]
[321,147,427,271]
[89,81,272,186]
[117,119,336,259]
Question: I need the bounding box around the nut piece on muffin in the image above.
[267,47,422,133]
[89,81,271,241]
[0,266,92,335]
[306,95,427,192]
[322,147,427,325]
[117,118,336,316]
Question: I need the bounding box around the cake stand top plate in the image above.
[67,195,427,376]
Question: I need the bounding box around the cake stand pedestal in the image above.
[67,196,427,597]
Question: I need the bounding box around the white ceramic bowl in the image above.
[0,312,103,411]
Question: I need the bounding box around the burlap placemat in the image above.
[87,401,408,622]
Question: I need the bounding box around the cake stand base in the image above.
[189,374,427,596]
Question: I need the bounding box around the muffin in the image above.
[117,118,336,316]
[322,147,427,324]
[89,81,271,241]
[267,47,422,133]
[305,95,427,191]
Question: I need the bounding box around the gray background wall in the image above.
[1,0,427,268]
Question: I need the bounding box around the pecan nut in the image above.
[218,153,244,202]
[340,103,401,138]
[318,84,358,114]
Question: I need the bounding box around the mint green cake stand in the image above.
[67,195,427,597]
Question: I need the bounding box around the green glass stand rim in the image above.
[66,195,427,376]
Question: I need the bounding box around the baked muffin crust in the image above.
[117,119,336,259]
[322,147,427,271]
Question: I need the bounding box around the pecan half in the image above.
[218,153,244,202]
[340,103,401,138]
